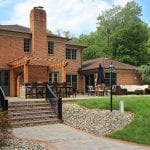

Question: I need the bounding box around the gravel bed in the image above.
[0,137,48,150]
[63,103,133,135]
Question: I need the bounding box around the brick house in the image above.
[80,58,141,93]
[0,6,84,96]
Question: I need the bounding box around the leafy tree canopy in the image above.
[76,1,150,66]
[138,65,150,84]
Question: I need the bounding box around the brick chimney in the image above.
[30,6,47,56]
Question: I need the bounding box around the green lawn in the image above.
[76,96,150,145]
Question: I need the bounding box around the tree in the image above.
[96,1,150,66]
[76,33,105,60]
[56,29,72,38]
[138,65,150,84]
[63,31,72,38]
[77,1,150,65]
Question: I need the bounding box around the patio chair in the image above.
[25,83,32,98]
[112,85,127,95]
[36,82,44,98]
[95,84,105,96]
[52,82,61,97]
[71,82,77,97]
[31,82,37,98]
[145,87,150,94]
[87,85,96,96]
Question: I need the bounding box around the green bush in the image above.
[138,65,150,84]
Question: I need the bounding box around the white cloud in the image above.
[2,0,130,36]
[3,0,111,36]
[112,0,131,6]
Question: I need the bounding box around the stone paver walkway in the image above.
[12,124,150,150]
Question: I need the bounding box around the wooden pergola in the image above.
[7,56,68,96]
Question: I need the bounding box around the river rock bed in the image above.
[0,137,48,150]
[63,103,133,135]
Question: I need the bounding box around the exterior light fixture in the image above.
[109,62,114,112]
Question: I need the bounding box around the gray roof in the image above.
[66,40,86,47]
[0,24,30,33]
[0,24,85,47]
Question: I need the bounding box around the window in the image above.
[66,48,77,60]
[49,72,59,83]
[0,72,1,85]
[4,72,9,86]
[48,41,54,54]
[66,75,77,86]
[24,38,30,52]
[104,73,117,87]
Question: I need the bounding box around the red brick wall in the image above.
[28,65,48,82]
[0,7,83,95]
[65,46,82,91]
[30,7,47,56]
[117,70,141,85]
[0,35,25,68]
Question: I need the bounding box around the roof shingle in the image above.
[0,24,85,46]
[82,58,137,71]
[0,24,31,33]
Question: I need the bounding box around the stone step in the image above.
[10,110,55,116]
[9,99,48,104]
[11,118,60,128]
[8,100,60,128]
[9,102,49,107]
[10,114,57,121]
[9,100,47,104]
[9,106,52,112]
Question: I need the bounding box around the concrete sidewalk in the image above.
[12,124,150,150]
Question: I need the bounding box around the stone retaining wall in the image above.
[62,104,133,135]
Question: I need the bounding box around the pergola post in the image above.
[24,64,29,83]
[61,65,66,83]
[10,69,16,96]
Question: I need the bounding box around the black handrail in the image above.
[0,86,8,111]
[46,84,62,120]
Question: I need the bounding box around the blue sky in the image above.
[0,0,149,37]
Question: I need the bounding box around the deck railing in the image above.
[0,86,8,111]
[46,84,62,120]
[25,82,74,99]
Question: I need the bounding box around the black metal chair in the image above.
[52,82,61,97]
[61,82,67,97]
[31,82,37,98]
[36,82,44,98]
[71,82,77,97]
[112,85,127,95]
[25,83,32,98]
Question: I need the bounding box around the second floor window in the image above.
[66,48,77,60]
[48,41,54,54]
[24,38,30,52]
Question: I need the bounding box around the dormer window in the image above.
[24,38,30,52]
[48,41,54,54]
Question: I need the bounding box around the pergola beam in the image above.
[8,57,30,68]
[48,61,68,69]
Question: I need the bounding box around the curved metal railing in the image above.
[0,86,8,111]
[46,84,62,120]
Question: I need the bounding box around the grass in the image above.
[76,96,150,145]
